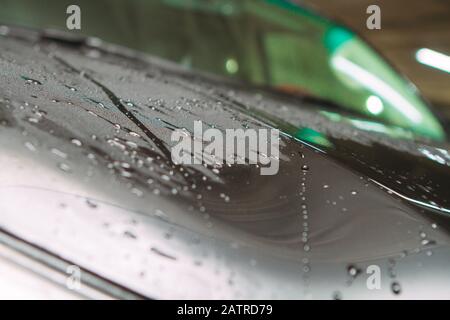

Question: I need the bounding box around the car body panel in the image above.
[1,28,450,298]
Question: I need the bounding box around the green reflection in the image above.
[225,58,239,74]
[294,127,333,149]
[324,26,354,53]
[326,26,444,140]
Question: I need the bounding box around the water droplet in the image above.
[131,188,143,197]
[58,163,71,172]
[24,142,36,152]
[51,148,67,159]
[391,281,401,295]
[22,76,42,85]
[347,265,361,278]
[301,165,309,172]
[150,247,176,260]
[71,138,82,147]
[123,230,137,239]
[332,291,342,300]
[86,199,98,209]
[154,209,166,219]
[65,85,77,92]
[120,162,131,169]
[129,131,141,138]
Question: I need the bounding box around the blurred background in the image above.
[302,0,450,129]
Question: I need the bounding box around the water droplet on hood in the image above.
[65,85,77,92]
[81,196,96,208]
[71,139,82,147]
[391,281,401,295]
[332,291,342,300]
[347,265,361,278]
[131,188,143,197]
[22,76,42,85]
[123,230,137,239]
[58,163,71,172]
[24,142,36,152]
[51,148,67,159]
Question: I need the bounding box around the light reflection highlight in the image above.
[416,48,450,74]
[332,56,423,124]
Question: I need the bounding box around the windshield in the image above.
[0,0,445,140]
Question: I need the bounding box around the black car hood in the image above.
[1,27,450,299]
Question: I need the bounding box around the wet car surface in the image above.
[1,26,450,299]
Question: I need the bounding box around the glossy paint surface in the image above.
[0,27,450,299]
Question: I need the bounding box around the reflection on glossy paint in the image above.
[320,111,414,140]
[331,56,422,124]
[419,147,450,166]
[416,48,450,74]
[366,95,384,115]
[370,179,450,215]
[349,119,412,139]
[294,127,333,149]
[323,25,444,140]
[225,58,239,74]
